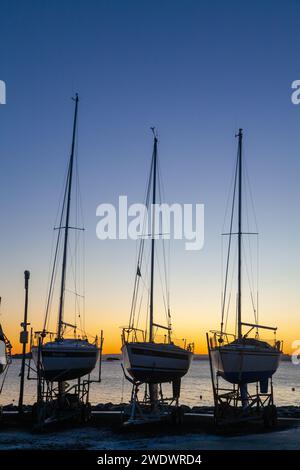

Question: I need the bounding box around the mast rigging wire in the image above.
[221,146,239,334]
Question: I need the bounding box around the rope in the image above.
[155,244,169,320]
[157,158,171,330]
[43,164,69,332]
[242,239,258,324]
[128,144,153,330]
[127,133,171,342]
[221,146,239,334]
[42,107,87,339]
[222,137,260,336]
[224,242,238,333]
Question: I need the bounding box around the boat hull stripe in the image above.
[130,365,187,372]
[131,348,189,360]
[41,351,97,358]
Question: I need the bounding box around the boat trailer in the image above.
[206,333,278,428]
[121,366,183,426]
[26,331,104,431]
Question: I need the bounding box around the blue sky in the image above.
[0,0,300,351]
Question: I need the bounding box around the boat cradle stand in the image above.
[206,333,278,429]
[27,332,104,431]
[121,366,183,427]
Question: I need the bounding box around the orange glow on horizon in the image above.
[7,329,296,356]
[3,288,298,358]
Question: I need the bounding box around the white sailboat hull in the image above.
[122,342,193,383]
[0,339,7,375]
[32,339,99,382]
[211,341,281,385]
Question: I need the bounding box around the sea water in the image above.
[1,358,299,408]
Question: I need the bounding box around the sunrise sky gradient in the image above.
[0,0,300,354]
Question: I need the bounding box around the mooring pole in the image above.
[37,336,42,403]
[18,270,30,414]
[98,330,104,382]
[206,333,217,409]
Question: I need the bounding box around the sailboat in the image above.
[122,129,193,385]
[210,129,282,388]
[32,95,99,382]
[0,326,7,375]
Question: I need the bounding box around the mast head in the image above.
[235,128,243,138]
[150,126,158,142]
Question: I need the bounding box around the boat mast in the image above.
[237,128,243,339]
[57,94,79,340]
[149,128,157,343]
